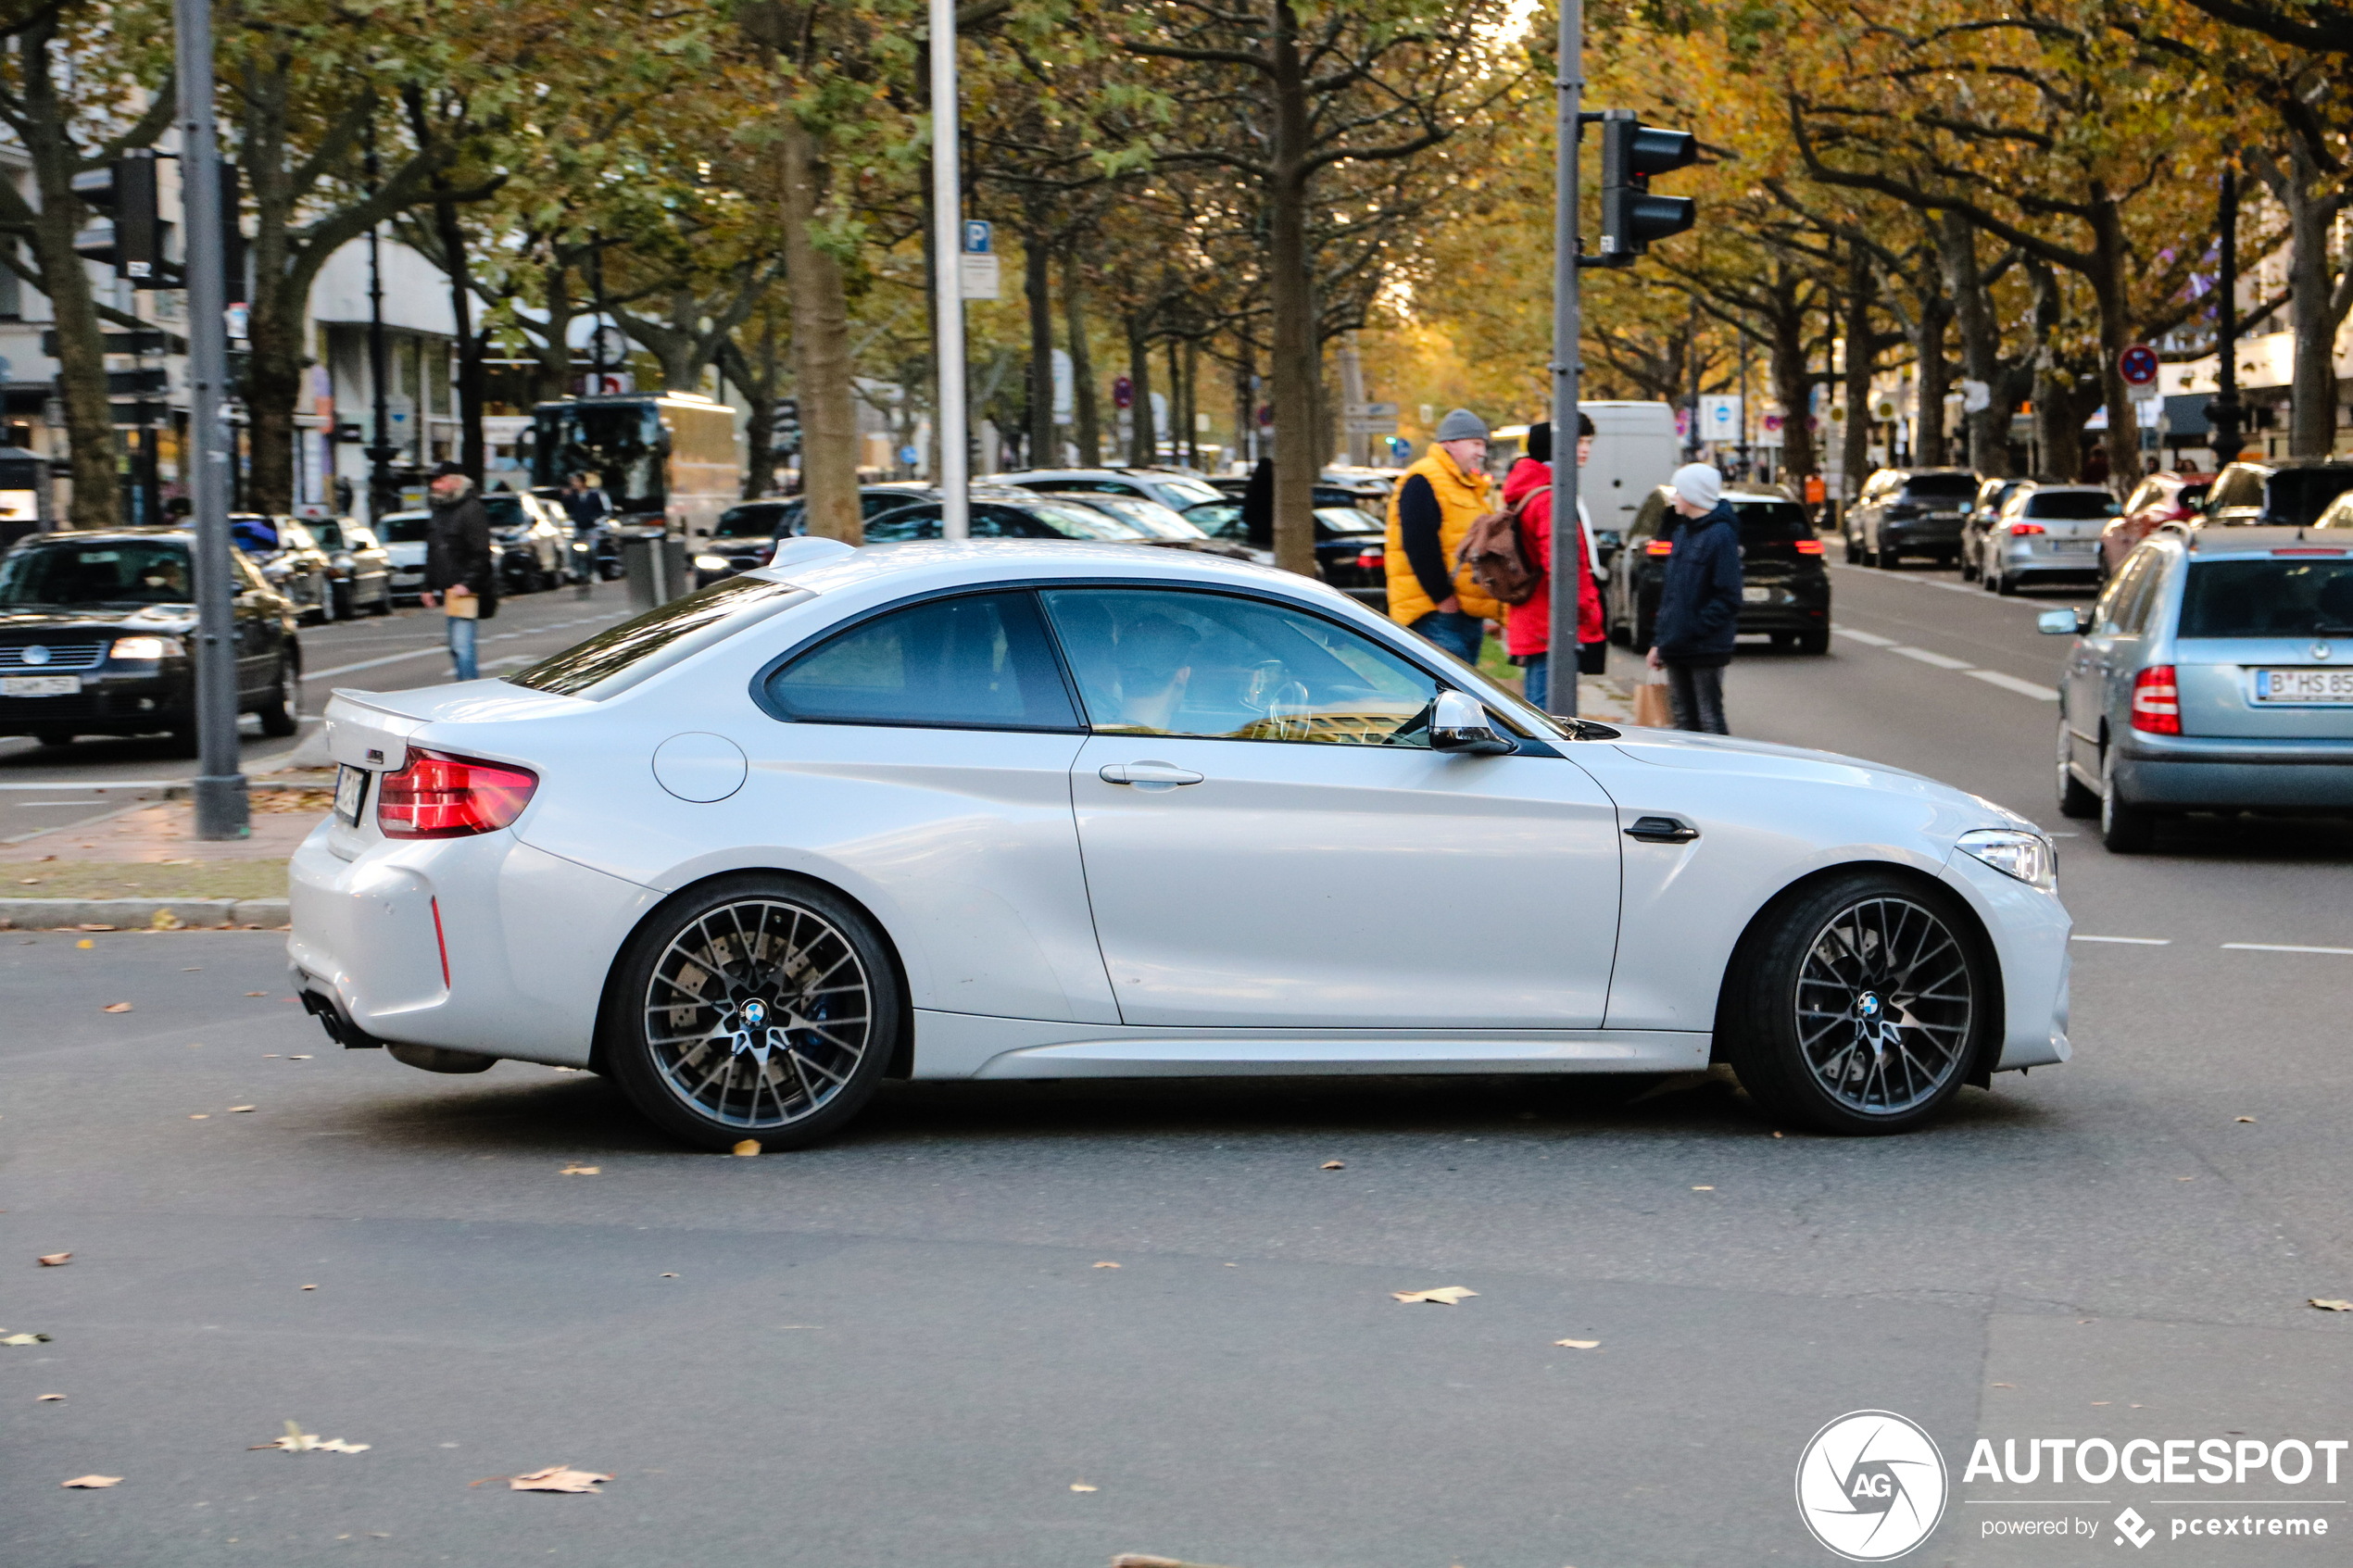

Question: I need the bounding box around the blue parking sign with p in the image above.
[963,220,992,255]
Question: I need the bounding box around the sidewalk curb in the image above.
[0,897,290,931]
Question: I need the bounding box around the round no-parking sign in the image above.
[2119,344,2158,387]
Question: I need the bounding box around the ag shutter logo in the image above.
[1796,1410,1950,1561]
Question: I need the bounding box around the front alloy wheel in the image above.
[1721,872,1988,1134]
[608,877,898,1150]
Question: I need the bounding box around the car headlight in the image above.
[1957,828,2056,890]
[109,635,183,660]
[693,554,731,571]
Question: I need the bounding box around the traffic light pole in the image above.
[1545,0,1582,719]
[175,0,246,839]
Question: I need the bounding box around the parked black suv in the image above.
[1844,468,1981,568]
[1609,485,1831,653]
[2200,458,2353,529]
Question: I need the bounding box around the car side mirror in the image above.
[1430,690,1515,754]
[2037,608,2089,635]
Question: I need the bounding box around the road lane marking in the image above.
[0,781,180,790]
[1967,670,2060,700]
[2071,935,2171,946]
[1831,625,1897,646]
[2221,942,2353,956]
[1893,646,1973,670]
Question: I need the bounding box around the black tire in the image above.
[258,655,300,737]
[2099,746,2155,852]
[369,582,393,616]
[1877,543,1901,570]
[2056,720,2099,819]
[33,732,73,748]
[1994,569,2018,596]
[1718,870,1992,1135]
[605,874,900,1152]
[1797,628,1831,655]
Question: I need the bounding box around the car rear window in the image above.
[2178,558,2353,638]
[2025,492,2122,520]
[1901,475,1977,501]
[1731,499,1812,543]
[506,576,811,697]
[713,506,786,538]
[2263,469,2353,527]
[378,513,432,544]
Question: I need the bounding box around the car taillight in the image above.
[2008,521,2046,535]
[377,749,539,838]
[1794,538,1825,555]
[1645,539,1674,556]
[1356,549,1384,570]
[2131,665,2181,734]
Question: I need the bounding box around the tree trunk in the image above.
[1840,246,1874,499]
[2255,141,2347,460]
[2086,190,2140,490]
[1233,338,1255,469]
[1264,1,1316,575]
[778,117,861,542]
[1024,220,1054,467]
[1937,211,2011,477]
[1061,253,1098,465]
[1183,335,1200,467]
[431,196,486,482]
[2025,261,2082,481]
[1910,268,1952,469]
[1766,266,1816,486]
[1126,311,1153,466]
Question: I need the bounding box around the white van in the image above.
[1491,401,1680,582]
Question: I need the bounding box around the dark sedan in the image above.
[1182,500,1388,609]
[0,529,301,752]
[1608,485,1831,654]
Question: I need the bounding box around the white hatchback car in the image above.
[290,540,2070,1147]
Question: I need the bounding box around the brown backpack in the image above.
[1453,493,1541,606]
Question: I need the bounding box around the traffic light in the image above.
[772,397,800,452]
[70,151,162,283]
[1598,111,1697,264]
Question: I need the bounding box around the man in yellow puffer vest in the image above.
[1385,408,1500,666]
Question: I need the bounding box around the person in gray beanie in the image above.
[1644,461,1742,734]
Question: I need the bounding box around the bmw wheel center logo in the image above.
[743,999,767,1030]
[1796,1410,1948,1561]
[1857,993,1882,1019]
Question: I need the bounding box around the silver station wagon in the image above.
[2045,527,2353,849]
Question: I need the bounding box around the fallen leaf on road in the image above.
[1092,1261,1120,1269]
[560,1165,599,1175]
[1391,1286,1477,1305]
[1554,1338,1601,1349]
[37,1393,64,1401]
[37,1253,69,1266]
[250,1420,369,1454]
[245,991,266,997]
[506,1464,611,1493]
[289,1054,311,1060]
[188,1113,208,1120]
[659,1273,676,1278]
[101,1003,132,1013]
[60,1475,120,1488]
[2311,1298,2353,1312]
[227,1106,255,1114]
[1070,1482,1098,1493]
[2236,1116,2257,1123]
[75,939,93,948]
[301,1285,317,1291]
[1320,1160,1345,1170]
[731,1139,760,1156]
[3,1332,54,1346]
[17,877,39,884]
[149,910,181,931]
[1991,1382,2016,1388]
[1691,1185,1714,1191]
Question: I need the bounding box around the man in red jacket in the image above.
[1501,414,1604,712]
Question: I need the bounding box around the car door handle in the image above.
[1099,761,1205,787]
[1624,814,1700,844]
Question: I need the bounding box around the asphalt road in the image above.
[5,560,2351,1568]
[0,582,635,845]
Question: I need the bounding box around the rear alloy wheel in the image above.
[2055,720,2099,819]
[2099,746,2156,852]
[608,877,900,1151]
[1721,872,1988,1135]
[258,655,300,737]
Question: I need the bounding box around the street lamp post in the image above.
[1545,0,1582,719]
[363,116,397,526]
[174,0,245,838]
[930,0,968,539]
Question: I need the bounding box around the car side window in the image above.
[764,590,1078,731]
[1039,587,1441,747]
[2096,553,2157,633]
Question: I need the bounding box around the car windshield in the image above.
[2263,469,2353,527]
[1187,501,1246,540]
[482,495,530,531]
[1049,494,1204,540]
[2179,558,2353,638]
[1027,503,1143,540]
[1150,477,1224,506]
[714,506,786,539]
[507,576,810,697]
[2025,491,2122,520]
[1314,507,1384,537]
[1901,475,1977,502]
[535,403,664,512]
[0,540,194,606]
[1731,499,1813,543]
[378,512,433,544]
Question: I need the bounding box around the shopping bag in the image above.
[444,591,481,621]
[1631,671,1674,728]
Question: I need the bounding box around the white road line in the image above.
[1968,669,2061,701]
[0,780,180,790]
[1831,625,1897,646]
[2221,942,2353,956]
[2071,935,2171,946]
[1893,646,1973,670]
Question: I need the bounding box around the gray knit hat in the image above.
[1433,408,1489,443]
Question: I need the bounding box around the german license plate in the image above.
[2048,540,2096,554]
[334,763,368,825]
[2255,668,2353,704]
[1742,586,1772,603]
[1,674,80,696]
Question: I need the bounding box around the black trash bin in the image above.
[621,533,691,609]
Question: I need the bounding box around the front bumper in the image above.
[1939,848,2071,1073]
[2116,732,2353,810]
[0,667,191,734]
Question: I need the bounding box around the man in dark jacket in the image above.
[422,462,497,681]
[1645,462,1742,734]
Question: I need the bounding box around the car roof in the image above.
[2018,483,2112,493]
[12,526,192,545]
[748,537,1316,600]
[2178,525,2353,556]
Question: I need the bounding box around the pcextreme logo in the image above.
[1796,1410,1951,1562]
